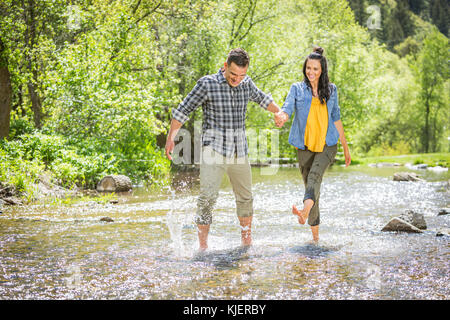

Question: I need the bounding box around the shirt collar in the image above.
[217,68,227,83]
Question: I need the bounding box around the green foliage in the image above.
[1,132,117,189]
[1,0,449,203]
[411,28,450,153]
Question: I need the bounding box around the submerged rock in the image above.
[436,228,450,237]
[438,208,449,216]
[393,172,424,182]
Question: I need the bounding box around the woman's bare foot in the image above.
[292,205,306,224]
[292,199,314,225]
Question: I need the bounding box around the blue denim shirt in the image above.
[281,81,341,150]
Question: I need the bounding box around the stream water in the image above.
[0,165,449,299]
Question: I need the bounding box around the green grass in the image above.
[347,152,450,168]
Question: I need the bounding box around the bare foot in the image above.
[292,200,314,225]
[292,205,307,225]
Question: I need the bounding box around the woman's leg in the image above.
[294,145,337,241]
[293,148,314,224]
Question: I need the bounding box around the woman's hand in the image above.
[334,119,351,167]
[343,147,351,167]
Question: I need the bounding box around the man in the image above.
[165,48,284,251]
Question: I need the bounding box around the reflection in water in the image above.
[287,243,342,259]
[192,246,252,270]
[0,166,449,299]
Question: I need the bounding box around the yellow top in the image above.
[304,97,328,152]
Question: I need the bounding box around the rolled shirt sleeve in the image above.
[171,78,208,124]
[248,78,273,110]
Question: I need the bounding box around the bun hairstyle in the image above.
[312,46,324,56]
[302,46,331,104]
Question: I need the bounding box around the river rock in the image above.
[97,175,132,192]
[2,196,22,206]
[381,217,423,233]
[438,208,449,216]
[398,210,427,230]
[393,172,424,182]
[100,217,114,222]
[435,228,450,237]
[369,162,401,167]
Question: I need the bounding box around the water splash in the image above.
[165,187,192,258]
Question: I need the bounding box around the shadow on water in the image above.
[192,246,252,270]
[287,243,342,259]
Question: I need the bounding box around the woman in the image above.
[275,46,351,243]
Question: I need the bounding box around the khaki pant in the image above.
[195,146,253,225]
[297,144,337,226]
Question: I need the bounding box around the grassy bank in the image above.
[339,152,450,168]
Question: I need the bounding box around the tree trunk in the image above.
[28,81,41,129]
[424,96,430,153]
[0,40,12,139]
[24,0,42,129]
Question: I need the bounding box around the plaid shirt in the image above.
[172,69,273,158]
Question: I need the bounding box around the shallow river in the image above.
[0,165,449,299]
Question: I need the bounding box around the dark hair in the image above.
[302,46,330,104]
[227,48,250,67]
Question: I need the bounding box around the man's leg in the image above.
[226,156,253,247]
[195,147,225,251]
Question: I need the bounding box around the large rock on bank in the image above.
[97,175,132,192]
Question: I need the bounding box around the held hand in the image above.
[274,111,288,128]
[165,138,175,161]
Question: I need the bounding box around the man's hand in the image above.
[165,119,183,161]
[274,111,289,128]
[165,138,175,161]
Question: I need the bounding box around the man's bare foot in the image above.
[239,216,252,247]
[197,224,210,252]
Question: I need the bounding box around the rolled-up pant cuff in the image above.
[303,187,315,203]
[236,198,254,218]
